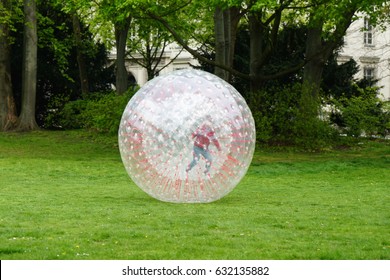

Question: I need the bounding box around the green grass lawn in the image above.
[0,131,389,260]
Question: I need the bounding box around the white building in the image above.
[121,44,199,87]
[338,17,390,100]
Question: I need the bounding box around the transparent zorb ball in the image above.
[118,69,255,203]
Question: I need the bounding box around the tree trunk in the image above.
[0,0,18,131]
[249,8,283,92]
[145,40,154,80]
[249,14,264,92]
[72,13,89,95]
[214,6,240,82]
[303,9,356,100]
[17,0,39,131]
[115,17,131,95]
[303,24,325,101]
[214,7,228,81]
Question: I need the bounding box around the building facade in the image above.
[122,44,199,87]
[338,17,390,100]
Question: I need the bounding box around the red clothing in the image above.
[192,125,221,150]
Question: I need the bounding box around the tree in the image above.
[214,5,241,81]
[32,0,114,127]
[72,12,89,94]
[2,0,117,130]
[248,0,288,92]
[297,0,389,133]
[127,18,184,80]
[322,55,359,99]
[17,0,38,131]
[303,1,358,101]
[146,1,249,81]
[115,17,132,94]
[70,0,133,94]
[0,0,18,131]
[148,0,306,89]
[303,0,390,96]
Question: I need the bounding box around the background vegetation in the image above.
[1,0,389,148]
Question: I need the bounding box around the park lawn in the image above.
[0,131,389,260]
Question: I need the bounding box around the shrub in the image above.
[331,85,390,137]
[81,91,134,134]
[46,90,135,135]
[248,83,336,149]
[292,84,338,149]
[247,84,298,144]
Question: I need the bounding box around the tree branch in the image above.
[147,11,251,81]
[148,6,314,83]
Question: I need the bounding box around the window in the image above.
[363,17,373,46]
[363,67,376,85]
[363,67,374,79]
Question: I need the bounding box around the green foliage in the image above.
[9,1,114,127]
[248,82,389,149]
[248,83,335,149]
[37,10,73,80]
[293,85,336,149]
[331,85,390,137]
[322,56,360,99]
[48,90,135,135]
[0,0,23,35]
[81,91,134,135]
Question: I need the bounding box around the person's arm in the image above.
[209,131,221,151]
[213,139,221,151]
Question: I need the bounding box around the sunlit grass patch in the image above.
[0,131,389,259]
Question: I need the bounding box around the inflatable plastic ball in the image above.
[118,69,255,203]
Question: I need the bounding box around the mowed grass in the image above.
[0,131,389,260]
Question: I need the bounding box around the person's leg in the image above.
[186,146,201,172]
[201,149,213,173]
